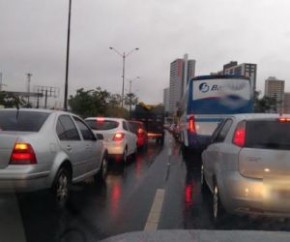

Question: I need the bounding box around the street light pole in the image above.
[27,73,32,107]
[109,47,139,108]
[128,76,140,119]
[64,0,72,111]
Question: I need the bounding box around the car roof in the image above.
[85,117,125,122]
[128,120,143,124]
[227,113,290,121]
[0,108,70,115]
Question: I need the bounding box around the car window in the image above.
[73,117,96,141]
[245,119,290,149]
[128,122,140,133]
[211,119,233,143]
[123,121,129,131]
[0,110,49,132]
[86,119,119,130]
[56,115,80,141]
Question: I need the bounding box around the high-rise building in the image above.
[222,61,257,93]
[283,92,290,114]
[169,54,196,113]
[265,76,285,113]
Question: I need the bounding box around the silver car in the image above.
[0,108,108,204]
[201,113,290,221]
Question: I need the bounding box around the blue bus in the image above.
[179,75,253,153]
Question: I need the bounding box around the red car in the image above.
[128,120,148,150]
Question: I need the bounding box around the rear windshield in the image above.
[0,110,49,132]
[85,120,119,130]
[245,120,290,150]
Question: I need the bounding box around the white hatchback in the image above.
[85,117,137,164]
[202,113,290,222]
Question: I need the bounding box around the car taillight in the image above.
[188,116,196,133]
[233,121,246,147]
[10,143,37,165]
[137,128,144,134]
[113,132,125,142]
[279,117,290,122]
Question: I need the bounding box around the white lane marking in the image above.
[144,189,165,231]
[0,193,26,242]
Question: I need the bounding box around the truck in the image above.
[131,103,165,144]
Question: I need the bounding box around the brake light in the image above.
[233,121,246,147]
[10,143,37,164]
[113,132,125,142]
[279,117,290,122]
[137,128,144,134]
[188,116,196,133]
[96,117,105,122]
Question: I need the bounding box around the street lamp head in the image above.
[109,47,113,50]
[135,48,139,51]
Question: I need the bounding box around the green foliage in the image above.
[68,87,130,118]
[0,91,25,108]
[254,91,278,113]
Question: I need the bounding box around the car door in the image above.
[73,116,102,174]
[56,115,85,180]
[203,119,233,190]
[123,120,137,155]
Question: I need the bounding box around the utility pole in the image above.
[64,0,72,111]
[0,72,3,91]
[109,47,139,108]
[27,73,32,106]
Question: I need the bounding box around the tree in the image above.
[0,91,25,108]
[254,91,278,113]
[68,87,130,118]
[125,92,138,118]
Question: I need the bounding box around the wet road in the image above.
[3,132,290,242]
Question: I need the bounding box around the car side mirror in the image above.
[96,133,104,140]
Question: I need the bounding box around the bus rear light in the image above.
[188,116,196,133]
[233,121,246,147]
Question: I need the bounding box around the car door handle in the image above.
[66,145,72,151]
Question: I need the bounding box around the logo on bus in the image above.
[199,82,210,93]
[199,82,247,93]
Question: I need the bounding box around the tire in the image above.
[200,164,208,192]
[122,148,128,165]
[101,156,109,179]
[212,183,225,223]
[52,167,71,207]
[95,155,109,181]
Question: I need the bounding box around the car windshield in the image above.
[2,0,290,242]
[0,110,49,132]
[86,119,119,130]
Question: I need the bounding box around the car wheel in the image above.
[122,148,128,164]
[212,183,225,222]
[101,155,109,179]
[52,167,71,206]
[200,164,207,192]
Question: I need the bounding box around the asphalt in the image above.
[2,132,290,242]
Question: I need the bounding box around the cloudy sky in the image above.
[1,0,290,107]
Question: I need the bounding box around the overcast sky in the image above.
[1,0,290,107]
